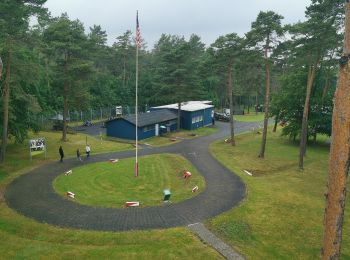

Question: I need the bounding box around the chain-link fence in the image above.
[33,105,149,130]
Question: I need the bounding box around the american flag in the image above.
[136,11,141,48]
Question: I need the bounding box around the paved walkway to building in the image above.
[188,222,245,260]
[5,121,261,231]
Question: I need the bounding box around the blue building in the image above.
[106,109,177,140]
[151,101,214,130]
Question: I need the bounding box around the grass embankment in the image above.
[233,112,264,122]
[54,154,205,208]
[142,126,218,146]
[209,129,350,259]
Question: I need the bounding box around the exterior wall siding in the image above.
[106,119,178,140]
[203,107,214,126]
[106,119,136,140]
[152,107,214,130]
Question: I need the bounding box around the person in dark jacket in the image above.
[59,146,64,162]
[76,148,82,161]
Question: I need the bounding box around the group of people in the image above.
[58,144,91,162]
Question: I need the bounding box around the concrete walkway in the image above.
[188,222,245,260]
[5,121,260,231]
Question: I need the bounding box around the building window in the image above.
[192,115,203,124]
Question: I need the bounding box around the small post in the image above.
[44,137,47,159]
[29,140,32,161]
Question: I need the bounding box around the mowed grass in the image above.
[54,154,205,208]
[209,129,350,259]
[0,131,222,259]
[142,126,218,146]
[0,205,221,259]
[0,131,132,185]
[233,112,264,122]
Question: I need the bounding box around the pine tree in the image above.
[322,1,350,258]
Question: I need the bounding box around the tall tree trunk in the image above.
[62,82,68,142]
[228,66,235,146]
[123,54,126,88]
[45,58,50,89]
[247,96,250,114]
[0,56,3,80]
[298,63,317,170]
[0,48,12,163]
[259,46,270,158]
[177,102,181,132]
[255,91,258,115]
[273,113,279,133]
[321,78,331,106]
[62,56,68,141]
[322,2,350,258]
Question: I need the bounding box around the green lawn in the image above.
[0,131,222,259]
[0,131,132,182]
[209,129,350,259]
[142,126,218,146]
[54,154,205,208]
[0,205,221,259]
[233,112,264,122]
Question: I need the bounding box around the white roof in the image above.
[152,101,213,112]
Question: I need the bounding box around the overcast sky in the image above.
[44,0,311,49]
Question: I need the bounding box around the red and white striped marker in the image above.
[67,191,75,198]
[125,201,139,207]
[192,186,199,192]
[183,171,192,179]
[244,170,253,176]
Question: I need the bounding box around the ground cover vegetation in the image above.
[54,153,205,208]
[233,112,264,123]
[209,129,349,259]
[141,125,218,146]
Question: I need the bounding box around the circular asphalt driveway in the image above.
[5,121,261,231]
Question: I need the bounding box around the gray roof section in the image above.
[112,109,177,127]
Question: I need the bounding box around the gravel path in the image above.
[5,121,260,231]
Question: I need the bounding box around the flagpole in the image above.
[135,11,139,177]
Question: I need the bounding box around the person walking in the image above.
[59,146,64,162]
[85,144,91,158]
[76,148,82,162]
